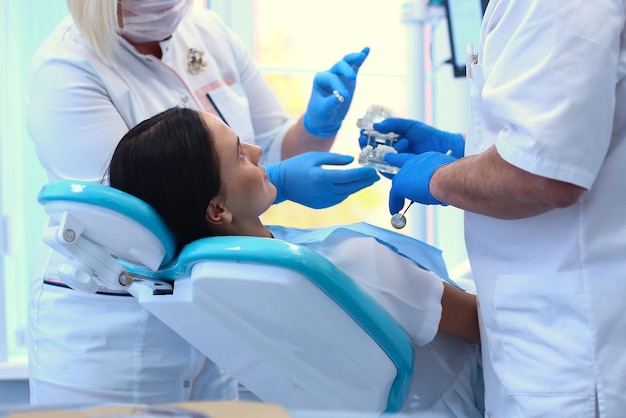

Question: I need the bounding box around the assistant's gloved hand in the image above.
[266,151,380,209]
[385,152,457,213]
[303,47,370,138]
[372,118,465,158]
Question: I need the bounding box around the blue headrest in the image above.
[37,180,177,266]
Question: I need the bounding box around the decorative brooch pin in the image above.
[187,48,208,75]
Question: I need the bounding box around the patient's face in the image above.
[201,112,277,222]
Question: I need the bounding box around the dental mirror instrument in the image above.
[391,201,415,229]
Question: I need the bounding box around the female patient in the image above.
[107,107,484,417]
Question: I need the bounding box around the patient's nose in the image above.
[247,143,262,164]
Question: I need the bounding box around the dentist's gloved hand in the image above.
[266,151,380,209]
[385,152,457,213]
[372,118,465,158]
[303,47,370,138]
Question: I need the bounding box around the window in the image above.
[253,0,411,233]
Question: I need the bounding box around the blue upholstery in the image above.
[38,180,177,266]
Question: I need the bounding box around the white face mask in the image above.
[120,0,190,44]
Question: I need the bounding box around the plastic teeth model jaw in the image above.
[357,105,399,174]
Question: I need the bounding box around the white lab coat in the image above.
[270,224,484,417]
[27,9,295,405]
[27,10,291,182]
[465,1,626,416]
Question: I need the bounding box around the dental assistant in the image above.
[371,1,626,416]
[26,0,376,405]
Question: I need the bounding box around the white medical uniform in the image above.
[465,1,626,416]
[270,223,484,417]
[27,9,294,405]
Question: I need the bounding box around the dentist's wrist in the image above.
[303,113,340,138]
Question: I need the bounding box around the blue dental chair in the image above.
[37,180,414,414]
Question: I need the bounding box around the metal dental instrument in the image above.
[391,201,415,230]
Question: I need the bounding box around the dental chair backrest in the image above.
[38,180,415,414]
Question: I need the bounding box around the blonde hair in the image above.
[66,0,119,64]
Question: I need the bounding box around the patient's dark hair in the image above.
[109,107,221,252]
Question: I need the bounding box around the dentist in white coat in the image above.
[370,1,626,416]
[26,0,376,406]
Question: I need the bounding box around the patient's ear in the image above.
[205,199,232,225]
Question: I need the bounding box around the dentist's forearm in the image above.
[431,145,585,219]
[280,115,336,159]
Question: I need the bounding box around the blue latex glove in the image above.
[303,47,370,137]
[266,151,380,209]
[385,152,457,213]
[371,118,465,158]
